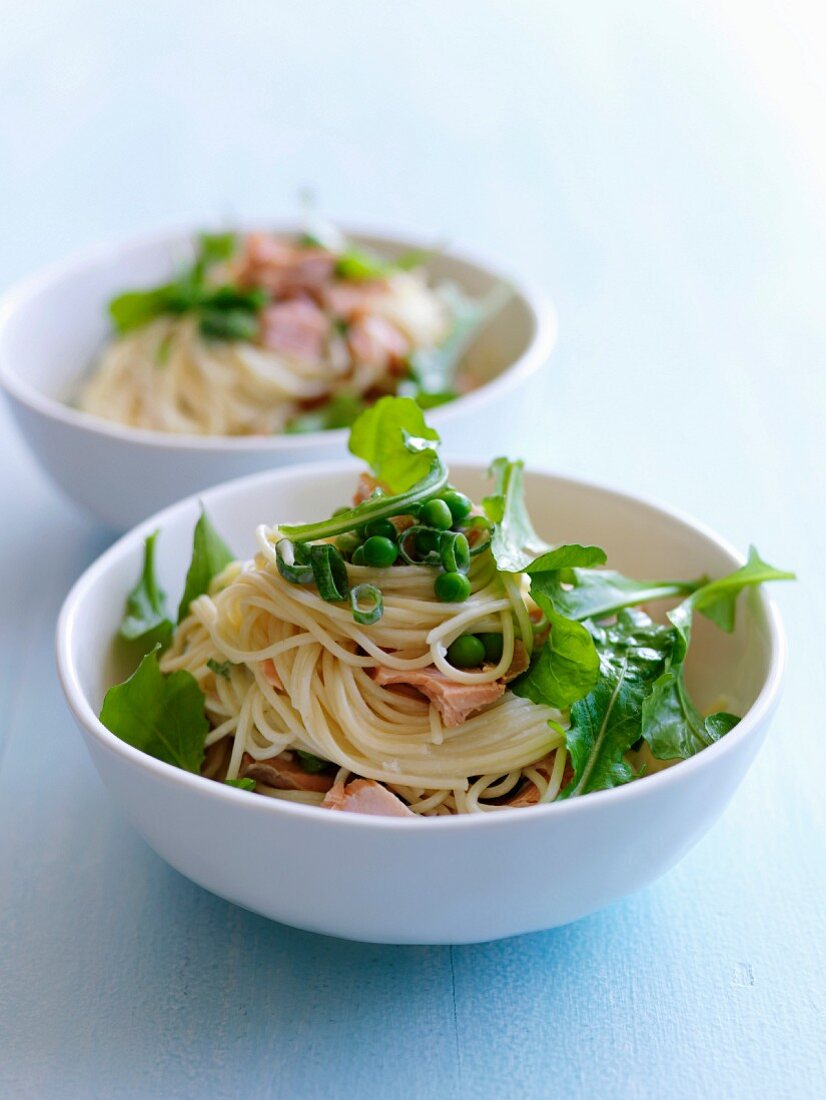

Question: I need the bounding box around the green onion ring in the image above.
[310,544,350,602]
[350,583,384,625]
[398,525,443,566]
[276,539,314,583]
[440,531,470,574]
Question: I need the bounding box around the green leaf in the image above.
[225,777,256,791]
[118,532,173,651]
[335,248,387,281]
[512,611,600,710]
[641,548,793,760]
[109,286,179,334]
[562,611,674,797]
[285,393,366,434]
[543,569,704,622]
[199,308,259,342]
[100,647,209,773]
[408,282,510,396]
[483,458,552,573]
[296,750,331,773]
[348,395,441,492]
[197,231,237,267]
[413,390,456,410]
[177,508,235,623]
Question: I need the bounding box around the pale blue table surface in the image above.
[1,3,823,1097]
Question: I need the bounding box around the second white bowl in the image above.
[0,225,556,529]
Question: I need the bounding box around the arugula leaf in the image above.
[348,395,441,492]
[284,394,366,434]
[561,611,674,797]
[119,531,173,651]
[225,777,256,791]
[109,286,181,334]
[413,390,456,410]
[510,545,607,709]
[543,569,704,623]
[100,647,208,773]
[641,547,793,760]
[296,750,331,773]
[207,658,231,679]
[483,458,552,573]
[197,231,236,268]
[199,308,259,342]
[408,282,510,396]
[177,508,235,623]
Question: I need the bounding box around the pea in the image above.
[362,536,398,569]
[420,498,453,531]
[447,634,485,668]
[477,633,504,663]
[415,527,441,555]
[335,532,362,557]
[441,490,472,524]
[365,518,397,541]
[434,571,471,602]
[351,545,366,566]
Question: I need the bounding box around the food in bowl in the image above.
[98,397,793,817]
[77,219,502,437]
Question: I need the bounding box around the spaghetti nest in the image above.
[161,525,567,815]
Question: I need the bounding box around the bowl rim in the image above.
[55,458,787,833]
[0,220,557,452]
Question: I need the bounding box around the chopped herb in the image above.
[207,658,232,679]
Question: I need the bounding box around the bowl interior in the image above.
[0,227,539,411]
[64,463,775,746]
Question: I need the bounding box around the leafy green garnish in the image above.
[118,531,173,651]
[296,750,331,773]
[483,458,551,574]
[280,397,447,542]
[100,647,209,773]
[335,248,387,281]
[177,509,235,623]
[284,394,366,434]
[641,548,794,760]
[207,658,232,679]
[407,282,510,397]
[225,777,256,791]
[108,232,265,339]
[511,545,607,709]
[546,569,704,622]
[348,395,441,493]
[561,611,675,797]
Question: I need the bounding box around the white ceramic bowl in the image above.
[0,225,555,531]
[56,462,785,944]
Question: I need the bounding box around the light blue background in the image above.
[0,2,823,1097]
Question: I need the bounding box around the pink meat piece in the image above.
[347,314,410,371]
[236,233,336,297]
[259,299,327,361]
[322,778,415,817]
[239,751,334,793]
[370,665,505,728]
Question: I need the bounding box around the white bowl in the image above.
[0,225,555,531]
[55,462,785,944]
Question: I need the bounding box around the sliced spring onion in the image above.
[398,525,444,566]
[464,515,493,557]
[279,458,448,542]
[440,531,470,574]
[276,539,313,583]
[310,544,350,602]
[350,583,384,625]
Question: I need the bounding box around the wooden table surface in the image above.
[1,2,823,1096]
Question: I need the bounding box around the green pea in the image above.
[420,498,453,531]
[441,490,472,524]
[351,545,366,566]
[364,518,397,541]
[447,634,485,668]
[434,571,471,602]
[362,536,399,569]
[477,633,504,663]
[335,532,362,557]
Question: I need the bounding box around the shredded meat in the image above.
[370,665,505,728]
[322,778,415,817]
[259,299,327,361]
[498,640,530,683]
[347,314,409,373]
[324,282,384,319]
[239,751,334,793]
[235,233,335,298]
